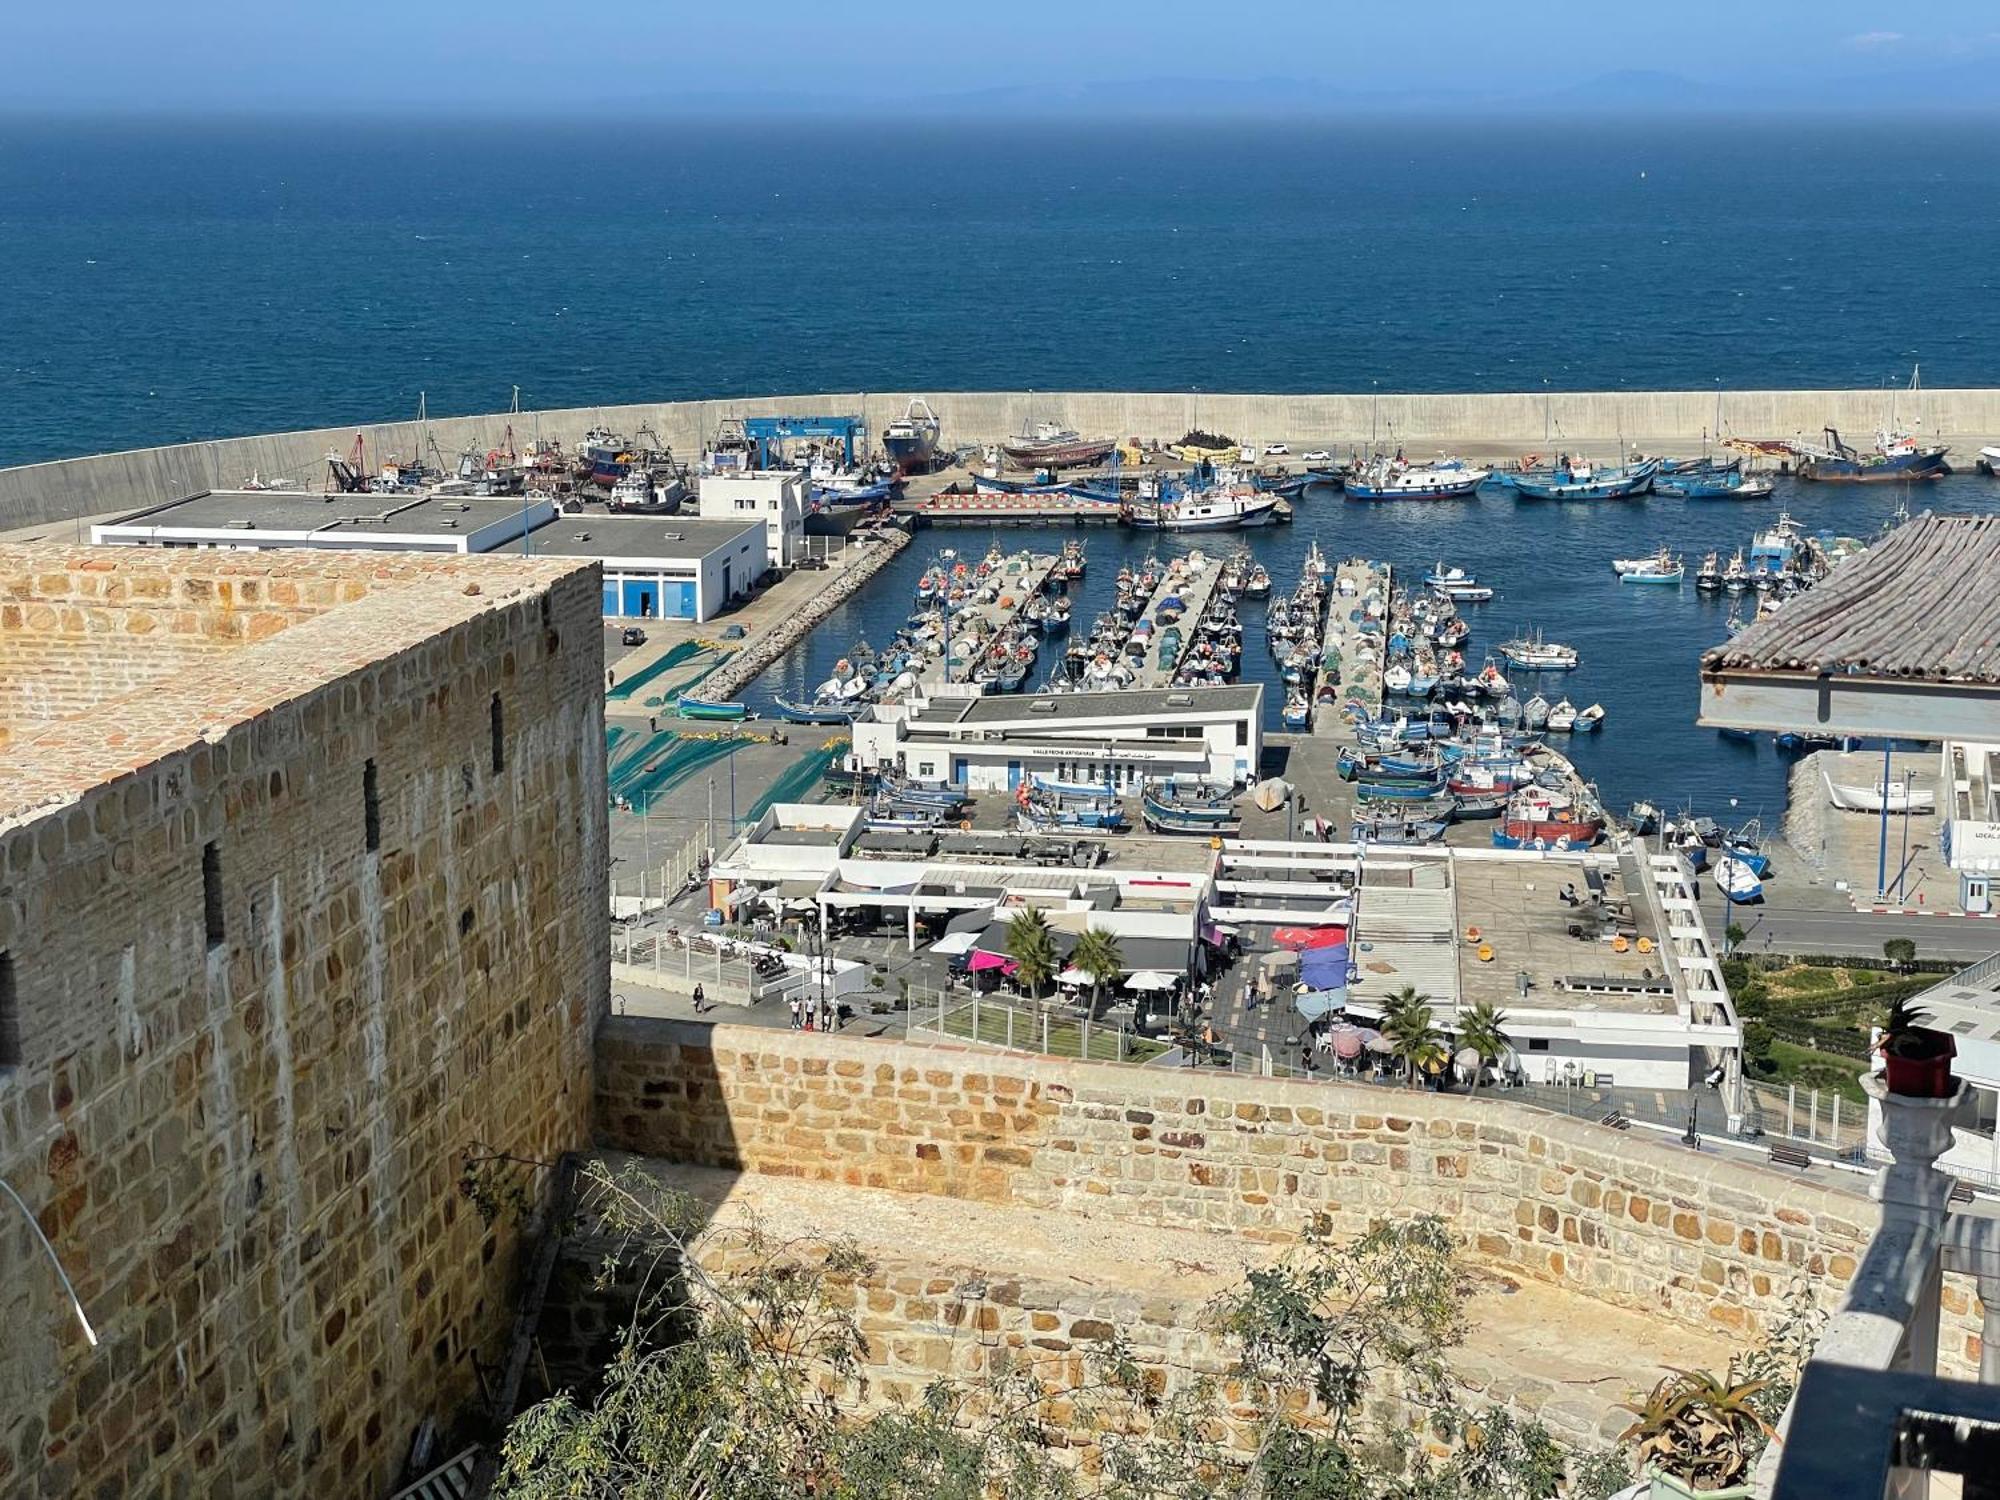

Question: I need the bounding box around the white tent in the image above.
[1126,970,1179,992]
[928,931,980,957]
[1057,966,1093,987]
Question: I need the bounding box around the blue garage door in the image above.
[662,580,697,619]
[621,580,658,618]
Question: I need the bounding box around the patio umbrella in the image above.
[1294,989,1343,1022]
[1056,966,1092,987]
[1272,925,1348,951]
[1126,970,1178,992]
[968,949,1013,972]
[928,930,980,957]
[1365,1034,1396,1055]
[1329,1025,1364,1060]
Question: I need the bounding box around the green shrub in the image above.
[1771,967,1839,994]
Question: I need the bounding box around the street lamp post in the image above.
[1897,770,1914,904]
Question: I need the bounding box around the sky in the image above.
[7,0,2000,113]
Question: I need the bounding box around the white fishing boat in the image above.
[1423,563,1477,588]
[1496,632,1579,670]
[1618,546,1685,585]
[1822,765,1936,814]
[1716,854,1764,903]
[1572,702,1606,732]
[1436,580,1495,602]
[1545,699,1577,732]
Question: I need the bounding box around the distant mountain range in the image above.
[650,63,2000,118]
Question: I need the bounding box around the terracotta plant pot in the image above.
[1882,1027,1956,1099]
[1647,1468,1755,1500]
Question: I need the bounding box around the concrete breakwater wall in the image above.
[6,385,1996,533]
[700,529,911,703]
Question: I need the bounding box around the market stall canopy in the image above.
[928,930,980,957]
[1272,925,1349,952]
[1299,944,1351,990]
[1294,988,1345,1022]
[968,950,1018,974]
[1057,966,1092,987]
[1259,949,1301,976]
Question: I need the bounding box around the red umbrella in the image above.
[1272,925,1349,951]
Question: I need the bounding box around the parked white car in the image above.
[1264,442,1290,456]
[1302,448,1333,462]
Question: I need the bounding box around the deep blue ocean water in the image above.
[4,114,1999,466]
[4,114,1999,821]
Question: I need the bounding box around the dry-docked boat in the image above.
[1002,421,1117,470]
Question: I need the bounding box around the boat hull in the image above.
[1003,437,1116,470]
[1801,449,1949,483]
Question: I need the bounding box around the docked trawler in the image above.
[1795,428,1948,483]
[881,398,941,474]
[1003,421,1117,471]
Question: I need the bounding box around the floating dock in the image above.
[943,551,1061,686]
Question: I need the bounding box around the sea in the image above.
[4,112,1999,822]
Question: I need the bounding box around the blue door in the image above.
[952,757,967,788]
[621,580,658,618]
[1006,760,1021,790]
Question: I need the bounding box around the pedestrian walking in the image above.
[692,983,707,1014]
[788,996,802,1030]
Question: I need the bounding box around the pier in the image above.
[1131,550,1225,689]
[1315,558,1389,739]
[939,550,1060,687]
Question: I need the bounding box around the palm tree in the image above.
[1382,987,1445,1091]
[1455,1000,1512,1097]
[1005,907,1058,1000]
[1070,925,1125,1017]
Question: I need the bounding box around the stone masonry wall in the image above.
[0,548,612,1499]
[595,1020,1986,1376]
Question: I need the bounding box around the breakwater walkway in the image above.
[701,530,911,703]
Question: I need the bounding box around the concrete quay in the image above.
[9,383,1998,532]
[1131,548,1225,689]
[1315,558,1389,739]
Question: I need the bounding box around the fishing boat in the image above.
[579,425,634,487]
[1438,581,1495,602]
[1979,445,2000,476]
[1693,551,1723,592]
[1490,791,1602,850]
[1617,547,1684,585]
[1142,798,1241,835]
[1496,632,1579,670]
[1347,456,1489,500]
[1282,691,1312,729]
[1822,766,1936,814]
[772,697,858,725]
[1512,455,1658,501]
[1570,703,1605,732]
[1655,469,1776,501]
[1133,490,1281,531]
[1795,428,1948,484]
[1658,454,1743,478]
[1716,854,1764,903]
[1351,816,1449,846]
[881,398,942,474]
[1139,790,1236,830]
[677,695,750,722]
[1002,422,1117,471]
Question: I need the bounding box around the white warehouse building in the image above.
[848,684,1265,793]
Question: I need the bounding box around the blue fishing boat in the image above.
[772,697,857,725]
[1654,470,1775,500]
[1512,456,1658,501]
[812,477,898,506]
[677,695,750,722]
[1657,455,1742,477]
[1140,790,1235,827]
[1355,777,1449,802]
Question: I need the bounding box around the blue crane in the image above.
[742,415,863,468]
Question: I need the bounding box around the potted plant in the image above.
[1619,1367,1774,1499]
[1878,995,1955,1098]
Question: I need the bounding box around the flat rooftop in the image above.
[516,514,765,562]
[101,488,537,539]
[1452,854,1674,1016]
[0,546,588,825]
[933,683,1263,727]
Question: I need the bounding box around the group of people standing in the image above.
[789,993,841,1031]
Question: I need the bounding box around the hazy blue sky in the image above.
[9,0,1999,112]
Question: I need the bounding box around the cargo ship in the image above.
[881,398,941,474]
[1002,421,1117,471]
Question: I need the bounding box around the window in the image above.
[364,759,381,852]
[1527,1038,1550,1052]
[0,952,17,1070]
[490,694,505,776]
[202,842,225,948]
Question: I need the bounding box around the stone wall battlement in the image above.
[594,1019,1986,1374]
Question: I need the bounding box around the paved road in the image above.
[1706,893,2000,962]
